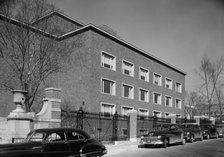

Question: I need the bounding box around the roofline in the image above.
[59,24,187,75]
[31,11,84,27]
[0,14,186,76]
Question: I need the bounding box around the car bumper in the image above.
[139,140,164,146]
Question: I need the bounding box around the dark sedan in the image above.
[201,124,218,139]
[180,123,203,142]
[0,127,107,157]
[138,123,186,148]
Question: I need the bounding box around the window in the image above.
[176,114,181,118]
[153,92,161,104]
[175,98,182,109]
[153,111,161,118]
[175,82,182,93]
[121,106,134,116]
[153,73,162,86]
[67,131,87,141]
[101,51,116,70]
[122,128,128,136]
[165,112,171,118]
[122,84,134,99]
[101,78,115,95]
[139,88,149,102]
[46,132,65,142]
[139,109,149,117]
[165,96,172,107]
[101,103,115,116]
[139,67,149,82]
[122,60,134,77]
[165,78,172,90]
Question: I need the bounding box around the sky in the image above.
[48,0,224,92]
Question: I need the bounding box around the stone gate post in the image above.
[127,110,137,142]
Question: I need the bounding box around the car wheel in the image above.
[163,139,168,148]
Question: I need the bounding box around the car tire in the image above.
[163,139,168,148]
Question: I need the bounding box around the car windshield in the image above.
[25,131,45,142]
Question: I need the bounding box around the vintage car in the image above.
[180,123,203,142]
[200,123,218,139]
[0,127,107,157]
[138,123,186,148]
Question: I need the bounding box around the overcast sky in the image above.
[49,0,224,92]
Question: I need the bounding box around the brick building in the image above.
[0,12,186,118]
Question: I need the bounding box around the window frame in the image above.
[153,110,162,118]
[101,51,116,71]
[122,59,134,77]
[175,98,182,109]
[138,108,149,117]
[153,72,162,86]
[139,88,149,102]
[165,77,173,90]
[122,83,134,99]
[100,102,116,116]
[101,77,116,96]
[165,95,172,107]
[153,92,162,105]
[121,105,134,116]
[139,66,149,82]
[175,81,182,93]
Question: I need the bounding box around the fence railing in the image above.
[61,108,130,142]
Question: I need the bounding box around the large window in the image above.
[101,103,115,116]
[175,98,182,109]
[101,51,116,70]
[175,82,182,93]
[153,110,161,118]
[121,106,134,116]
[139,88,149,102]
[139,67,149,82]
[122,84,134,99]
[122,60,134,77]
[165,95,172,107]
[165,78,173,90]
[153,92,161,105]
[101,78,115,95]
[139,108,149,117]
[153,73,162,86]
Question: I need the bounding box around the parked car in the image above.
[0,127,107,157]
[180,123,203,142]
[218,130,224,138]
[200,124,218,139]
[138,123,186,148]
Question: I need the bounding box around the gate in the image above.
[137,115,171,137]
[61,108,130,141]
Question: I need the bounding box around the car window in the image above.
[45,132,66,142]
[67,131,86,141]
[28,132,45,142]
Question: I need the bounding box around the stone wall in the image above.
[0,117,9,143]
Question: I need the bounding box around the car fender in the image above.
[80,142,106,156]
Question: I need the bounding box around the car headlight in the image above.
[157,135,162,139]
[140,136,144,140]
[187,132,190,135]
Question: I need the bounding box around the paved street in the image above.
[105,138,224,157]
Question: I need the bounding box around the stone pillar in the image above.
[194,116,200,124]
[127,110,137,142]
[7,90,35,143]
[35,88,61,129]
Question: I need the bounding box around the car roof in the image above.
[33,127,86,134]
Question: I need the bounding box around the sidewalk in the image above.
[104,141,139,156]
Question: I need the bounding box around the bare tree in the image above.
[0,0,82,112]
[196,57,224,119]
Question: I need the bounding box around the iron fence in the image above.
[61,108,130,142]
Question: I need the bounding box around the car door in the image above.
[43,132,70,157]
[67,131,87,156]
